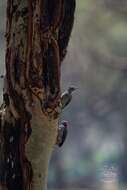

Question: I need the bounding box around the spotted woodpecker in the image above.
[56,121,68,147]
[61,86,76,109]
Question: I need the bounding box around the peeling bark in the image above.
[0,0,76,190]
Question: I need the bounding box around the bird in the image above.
[56,121,68,147]
[61,86,76,109]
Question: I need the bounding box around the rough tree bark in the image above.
[0,0,75,190]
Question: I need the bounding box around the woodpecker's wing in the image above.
[56,124,64,146]
[56,122,68,147]
[58,125,68,147]
[61,92,72,109]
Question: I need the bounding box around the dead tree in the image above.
[0,0,76,190]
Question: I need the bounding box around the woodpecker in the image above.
[56,121,68,147]
[61,86,76,109]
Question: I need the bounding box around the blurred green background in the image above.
[1,0,127,190]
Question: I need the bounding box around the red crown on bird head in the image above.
[61,120,68,127]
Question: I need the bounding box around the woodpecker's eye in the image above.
[62,121,68,127]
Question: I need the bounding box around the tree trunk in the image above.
[0,0,75,190]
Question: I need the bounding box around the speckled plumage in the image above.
[56,121,68,147]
